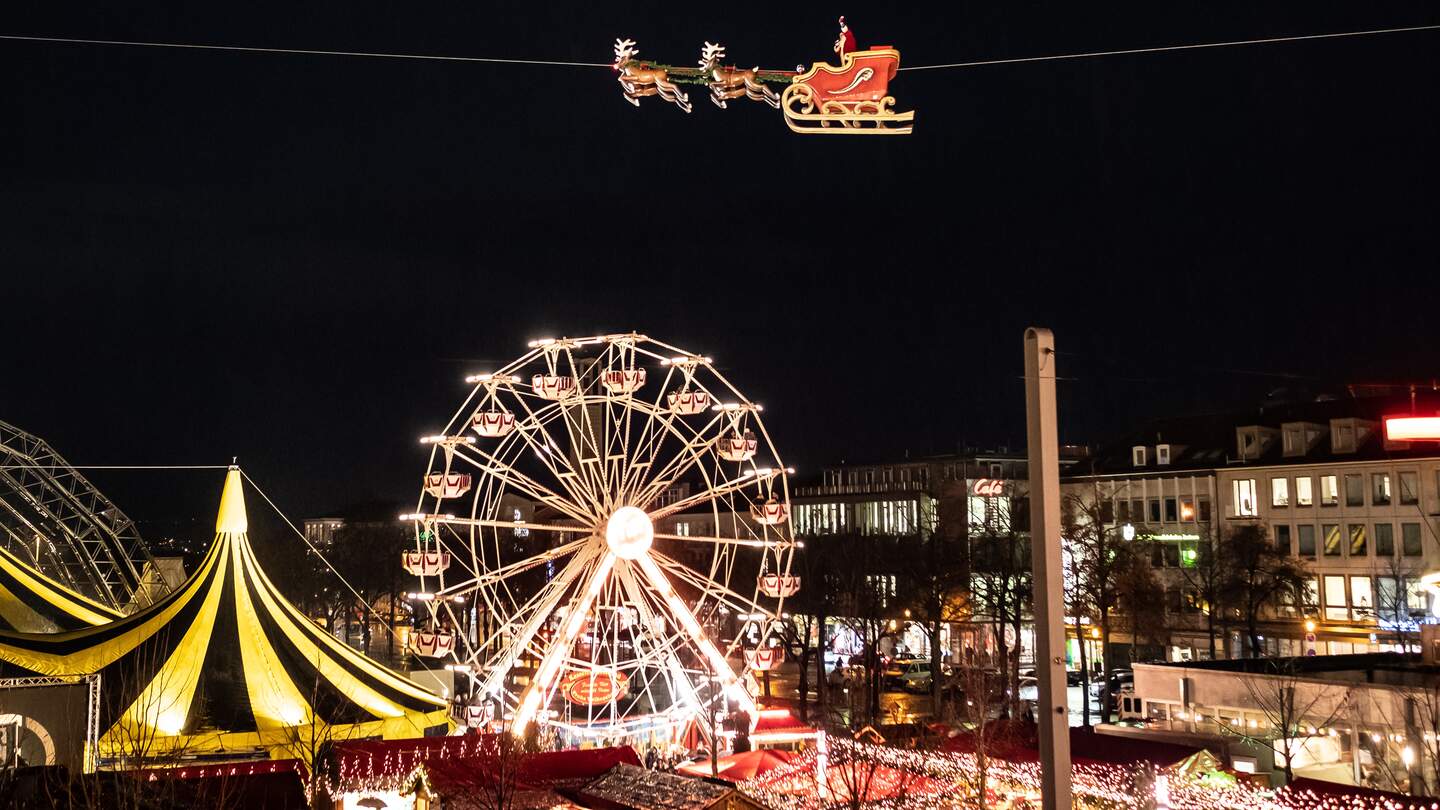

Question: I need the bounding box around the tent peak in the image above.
[216,467,248,534]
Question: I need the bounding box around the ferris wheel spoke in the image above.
[504,397,607,516]
[651,551,765,615]
[649,468,783,520]
[652,531,796,550]
[512,551,617,737]
[633,553,755,720]
[452,444,596,524]
[627,410,729,507]
[614,560,707,718]
[476,543,603,701]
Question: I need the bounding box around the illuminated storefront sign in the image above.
[971,479,1007,497]
[1385,415,1440,442]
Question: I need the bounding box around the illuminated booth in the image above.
[0,468,450,766]
[0,543,124,632]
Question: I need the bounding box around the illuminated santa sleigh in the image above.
[781,47,914,135]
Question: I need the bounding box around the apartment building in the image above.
[1218,405,1440,657]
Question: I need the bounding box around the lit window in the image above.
[1180,498,1195,521]
[1157,445,1171,466]
[1323,524,1342,557]
[1320,475,1338,506]
[1349,524,1367,557]
[1295,477,1313,507]
[1233,479,1259,517]
[1350,576,1374,619]
[1372,474,1391,506]
[1324,575,1348,621]
[1271,478,1290,508]
[675,521,691,537]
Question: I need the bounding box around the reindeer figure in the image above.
[698,42,780,109]
[613,39,692,113]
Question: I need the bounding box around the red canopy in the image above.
[675,749,795,782]
[330,735,639,795]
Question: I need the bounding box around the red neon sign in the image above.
[972,479,1007,497]
[1384,415,1440,442]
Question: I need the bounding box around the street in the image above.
[760,665,1107,727]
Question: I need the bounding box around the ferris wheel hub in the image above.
[604,506,654,560]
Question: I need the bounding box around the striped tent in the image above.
[0,543,124,632]
[0,468,451,760]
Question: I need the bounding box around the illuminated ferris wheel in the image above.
[405,333,799,742]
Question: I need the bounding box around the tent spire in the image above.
[216,465,248,534]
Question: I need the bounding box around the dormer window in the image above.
[1156,444,1172,466]
[1334,422,1356,453]
[1283,427,1301,455]
[1132,446,1147,467]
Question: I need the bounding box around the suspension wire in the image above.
[3,23,1437,74]
[0,33,610,67]
[239,467,400,642]
[899,23,1440,71]
[0,464,231,470]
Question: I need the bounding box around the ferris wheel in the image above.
[405,333,799,743]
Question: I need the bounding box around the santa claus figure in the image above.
[833,16,857,58]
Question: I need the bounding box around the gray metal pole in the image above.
[1024,327,1072,808]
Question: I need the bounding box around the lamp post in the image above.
[1121,523,1136,542]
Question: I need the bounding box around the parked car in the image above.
[1020,668,1095,688]
[885,660,935,692]
[1088,669,1134,698]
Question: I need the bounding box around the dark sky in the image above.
[3,2,1437,542]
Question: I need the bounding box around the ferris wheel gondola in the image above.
[408,333,796,743]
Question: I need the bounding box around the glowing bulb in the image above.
[605,506,653,560]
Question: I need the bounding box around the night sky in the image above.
[3,2,1437,543]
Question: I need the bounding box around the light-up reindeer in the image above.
[697,42,780,109]
[613,39,692,114]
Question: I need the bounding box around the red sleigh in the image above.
[781,47,914,135]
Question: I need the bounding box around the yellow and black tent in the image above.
[0,544,125,632]
[0,468,450,759]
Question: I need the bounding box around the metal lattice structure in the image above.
[0,420,154,609]
[408,333,798,743]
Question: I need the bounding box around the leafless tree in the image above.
[1219,524,1310,658]
[1063,487,1144,722]
[1214,660,1352,784]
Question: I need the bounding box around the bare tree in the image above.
[1063,488,1144,722]
[1177,526,1229,660]
[1219,524,1310,658]
[1214,660,1352,784]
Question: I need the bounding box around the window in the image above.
[1157,444,1172,466]
[1164,588,1182,613]
[990,462,1003,478]
[1275,525,1292,554]
[1164,497,1178,522]
[1400,472,1420,505]
[1180,498,1195,521]
[1344,474,1364,507]
[1349,524,1367,556]
[1323,524,1342,557]
[1148,499,1161,523]
[1100,500,1115,523]
[1233,479,1259,517]
[1350,576,1374,618]
[1324,575,1348,621]
[675,521,691,537]
[1297,525,1317,557]
[1132,446,1147,467]
[1271,478,1290,507]
[1378,576,1402,622]
[1296,477,1314,507]
[1117,500,1130,522]
[1151,543,1180,568]
[1376,523,1395,556]
[1320,475,1338,506]
[1407,580,1428,613]
[1284,427,1302,455]
[1372,474,1391,506]
[1302,578,1320,615]
[1403,523,1423,557]
[1198,496,1211,522]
